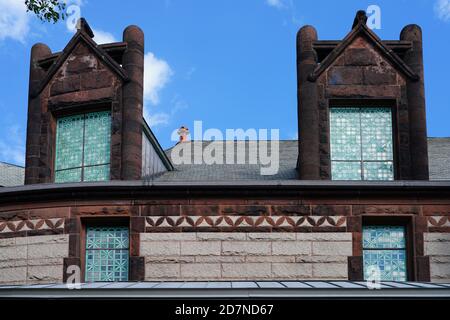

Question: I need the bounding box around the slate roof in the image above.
[154,138,450,182]
[156,140,298,182]
[0,162,24,187]
[428,138,450,181]
[1,138,449,185]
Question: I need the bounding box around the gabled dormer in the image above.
[25,19,149,184]
[296,10,429,181]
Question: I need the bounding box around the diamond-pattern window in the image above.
[55,111,111,183]
[85,226,129,282]
[330,107,394,181]
[363,226,407,281]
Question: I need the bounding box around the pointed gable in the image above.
[32,20,128,98]
[309,21,418,82]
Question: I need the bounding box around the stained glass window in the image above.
[363,226,407,281]
[85,226,129,282]
[330,107,394,180]
[55,111,111,183]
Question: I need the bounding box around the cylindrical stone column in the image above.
[122,25,144,180]
[400,25,429,180]
[297,25,320,180]
[25,43,51,185]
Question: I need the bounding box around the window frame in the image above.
[361,216,415,282]
[52,108,112,183]
[328,100,399,181]
[80,217,130,283]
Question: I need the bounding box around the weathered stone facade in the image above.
[0,235,68,285]
[0,13,448,286]
[141,233,351,280]
[424,233,450,283]
[297,14,429,180]
[0,182,449,283]
[25,19,144,184]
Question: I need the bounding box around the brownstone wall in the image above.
[315,35,410,180]
[296,21,429,180]
[1,184,450,283]
[24,23,144,184]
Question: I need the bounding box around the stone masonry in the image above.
[140,233,352,281]
[424,233,450,283]
[0,234,68,285]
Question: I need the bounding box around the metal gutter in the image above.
[0,281,449,299]
[1,180,450,205]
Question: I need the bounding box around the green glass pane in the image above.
[55,114,84,171]
[330,108,361,161]
[85,226,129,282]
[83,111,111,166]
[363,226,406,249]
[363,161,394,181]
[331,161,361,180]
[84,165,110,182]
[363,249,407,281]
[361,108,393,161]
[85,249,129,282]
[54,168,82,183]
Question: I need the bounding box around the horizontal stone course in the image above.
[141,232,351,281]
[222,241,271,256]
[424,232,450,282]
[140,241,180,256]
[0,234,68,285]
[424,233,450,242]
[312,241,353,256]
[181,241,221,256]
[222,263,272,278]
[272,241,311,255]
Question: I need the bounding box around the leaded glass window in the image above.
[330,107,394,180]
[55,111,111,183]
[85,226,129,282]
[363,226,407,281]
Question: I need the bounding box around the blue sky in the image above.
[0,0,449,166]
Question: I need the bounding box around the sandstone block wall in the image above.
[140,232,352,281]
[0,234,68,285]
[424,233,450,283]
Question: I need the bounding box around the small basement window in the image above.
[54,111,111,182]
[329,107,394,180]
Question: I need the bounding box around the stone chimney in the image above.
[177,126,190,143]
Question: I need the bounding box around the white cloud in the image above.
[144,52,173,105]
[0,0,30,42]
[143,52,173,127]
[265,0,286,9]
[435,0,450,21]
[144,111,170,127]
[92,28,116,44]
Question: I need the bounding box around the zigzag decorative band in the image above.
[0,218,65,234]
[145,215,347,228]
[428,216,450,227]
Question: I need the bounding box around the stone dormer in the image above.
[25,18,146,184]
[297,11,429,180]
